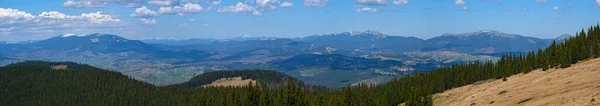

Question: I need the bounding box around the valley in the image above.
[0,30,562,87]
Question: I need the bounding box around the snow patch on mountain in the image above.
[442,30,520,39]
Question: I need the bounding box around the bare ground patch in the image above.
[203,77,257,87]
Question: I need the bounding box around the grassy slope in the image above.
[433,58,600,106]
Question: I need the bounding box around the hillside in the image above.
[0,61,313,105]
[433,58,600,106]
[175,70,316,88]
[203,77,257,87]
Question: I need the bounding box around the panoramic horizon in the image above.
[2,0,600,41]
[4,0,600,106]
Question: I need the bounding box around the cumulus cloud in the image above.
[535,0,547,3]
[393,0,408,5]
[455,0,465,5]
[130,6,159,18]
[280,2,294,8]
[215,0,294,16]
[356,0,389,6]
[255,0,291,10]
[461,6,468,10]
[553,6,559,10]
[0,8,36,26]
[148,0,179,6]
[211,0,222,5]
[0,8,124,37]
[304,0,329,7]
[159,3,203,15]
[79,12,122,24]
[62,0,144,8]
[597,0,600,6]
[140,18,157,24]
[356,7,378,12]
[216,2,261,16]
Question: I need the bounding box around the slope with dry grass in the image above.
[433,58,600,106]
[202,77,257,87]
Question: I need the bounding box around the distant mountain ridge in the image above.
[296,30,426,53]
[292,30,556,54]
[424,30,553,53]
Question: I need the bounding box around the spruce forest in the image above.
[2,24,600,106]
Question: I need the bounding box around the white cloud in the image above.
[189,19,197,22]
[553,6,559,10]
[158,3,203,15]
[201,24,211,28]
[280,2,294,8]
[211,0,222,5]
[535,0,547,3]
[130,6,159,18]
[148,0,179,6]
[455,0,465,5]
[256,0,284,10]
[62,0,144,8]
[63,0,105,8]
[0,8,124,38]
[217,1,295,16]
[461,6,468,10]
[356,7,378,12]
[304,0,329,7]
[216,2,261,16]
[78,12,121,24]
[140,18,157,24]
[393,0,408,5]
[178,23,187,28]
[523,8,529,11]
[596,0,600,6]
[356,0,389,6]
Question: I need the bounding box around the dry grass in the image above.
[203,77,257,87]
[51,65,68,70]
[433,58,600,106]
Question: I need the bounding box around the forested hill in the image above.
[175,70,321,89]
[0,61,315,105]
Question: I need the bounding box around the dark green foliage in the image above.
[2,24,600,106]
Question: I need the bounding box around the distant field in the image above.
[203,77,257,87]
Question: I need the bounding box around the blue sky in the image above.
[1,0,600,41]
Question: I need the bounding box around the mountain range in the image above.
[0,30,568,88]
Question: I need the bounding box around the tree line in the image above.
[1,24,599,106]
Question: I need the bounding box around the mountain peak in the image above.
[555,34,573,41]
[442,30,520,39]
[49,33,131,44]
[60,33,114,38]
[61,33,83,37]
[556,34,573,39]
[333,30,388,39]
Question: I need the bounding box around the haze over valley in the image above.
[2,0,600,105]
[0,30,567,87]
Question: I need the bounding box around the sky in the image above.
[1,0,600,41]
